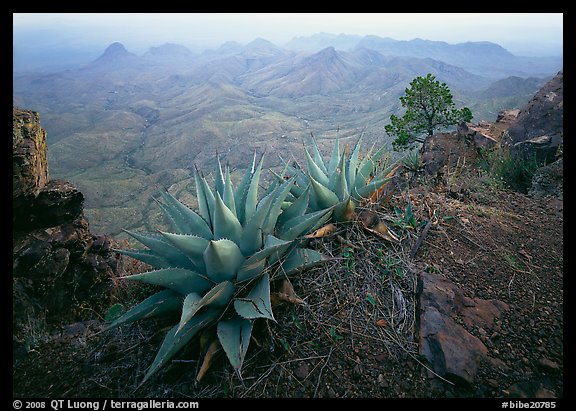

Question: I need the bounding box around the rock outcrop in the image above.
[504,70,563,164]
[12,108,121,356]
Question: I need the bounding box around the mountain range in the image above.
[13,35,562,237]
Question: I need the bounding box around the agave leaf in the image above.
[309,176,340,209]
[327,137,340,175]
[105,290,183,331]
[353,157,375,192]
[158,191,213,239]
[203,239,245,282]
[177,281,236,333]
[367,163,401,203]
[244,153,265,224]
[234,273,275,321]
[222,164,237,218]
[239,189,276,256]
[352,175,393,202]
[159,232,209,265]
[353,144,389,192]
[346,134,363,189]
[262,176,296,235]
[247,235,291,263]
[142,308,220,383]
[234,152,257,225]
[236,258,266,282]
[304,146,329,187]
[213,191,243,245]
[334,152,349,201]
[215,154,226,197]
[194,167,215,228]
[277,207,334,241]
[332,197,356,222]
[122,230,193,269]
[276,186,310,228]
[123,268,213,296]
[309,135,328,175]
[279,248,330,276]
[114,248,171,269]
[217,316,253,373]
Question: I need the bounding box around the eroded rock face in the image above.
[12,108,121,356]
[13,108,49,198]
[504,71,563,163]
[417,271,508,385]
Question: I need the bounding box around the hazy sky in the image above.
[13,13,563,56]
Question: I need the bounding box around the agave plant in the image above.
[275,134,401,222]
[106,153,331,383]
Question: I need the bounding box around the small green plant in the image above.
[330,325,343,342]
[341,246,356,276]
[392,198,417,230]
[280,337,290,351]
[378,256,405,279]
[365,293,377,307]
[106,153,332,383]
[402,148,422,172]
[477,146,541,193]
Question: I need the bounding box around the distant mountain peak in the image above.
[103,42,129,56]
[304,46,341,64]
[245,38,278,48]
[92,42,137,66]
[146,43,194,57]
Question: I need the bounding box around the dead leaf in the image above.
[358,209,380,228]
[271,278,306,305]
[358,209,399,242]
[365,222,400,242]
[376,319,388,328]
[304,223,337,238]
[196,339,219,382]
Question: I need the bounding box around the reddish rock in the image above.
[418,271,508,385]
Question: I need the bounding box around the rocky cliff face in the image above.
[504,70,563,164]
[13,108,121,356]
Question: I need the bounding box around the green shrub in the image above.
[478,148,541,193]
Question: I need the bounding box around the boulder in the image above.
[529,158,563,198]
[511,134,562,165]
[417,271,509,385]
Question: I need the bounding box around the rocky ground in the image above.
[12,164,563,399]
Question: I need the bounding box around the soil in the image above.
[12,168,563,399]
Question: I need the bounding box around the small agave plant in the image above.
[275,134,401,222]
[106,153,331,383]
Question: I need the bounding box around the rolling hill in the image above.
[12,37,560,237]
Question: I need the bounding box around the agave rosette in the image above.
[275,135,401,222]
[108,153,331,382]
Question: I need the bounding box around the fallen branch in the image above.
[410,219,433,260]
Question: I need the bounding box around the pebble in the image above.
[537,358,560,372]
[294,363,310,380]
